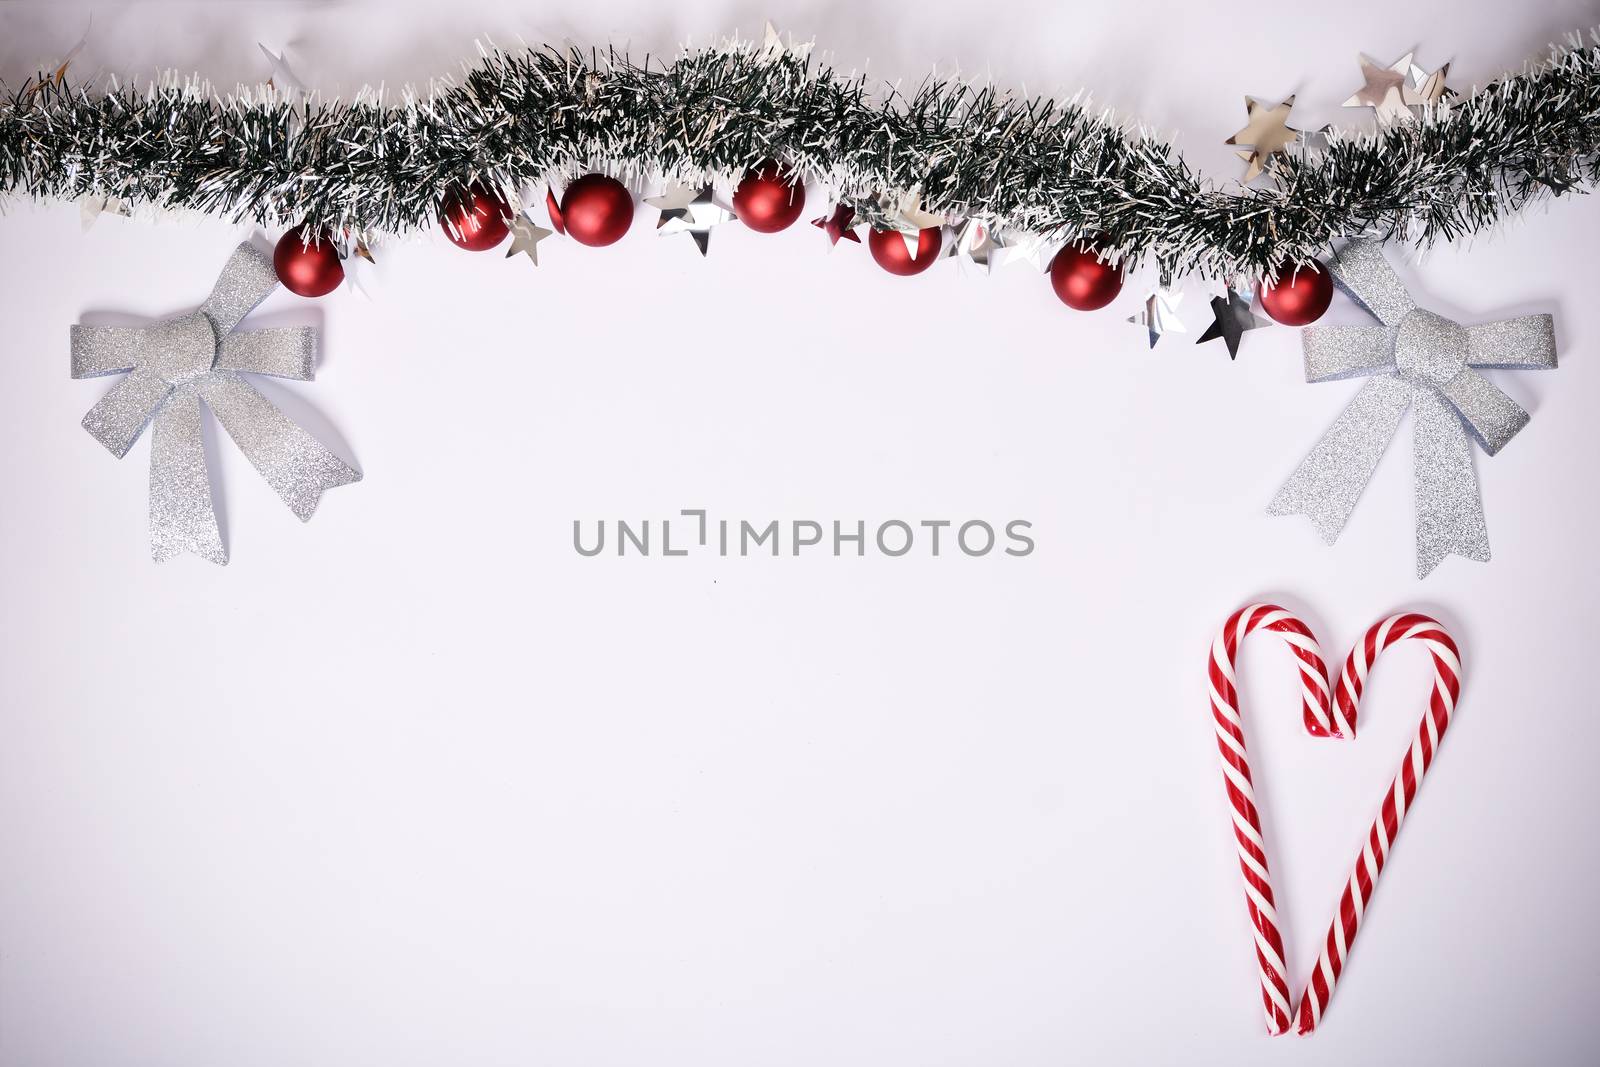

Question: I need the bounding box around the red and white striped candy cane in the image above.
[1293,613,1461,1034]
[1207,604,1335,1034]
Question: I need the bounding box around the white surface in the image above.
[2,2,1598,1064]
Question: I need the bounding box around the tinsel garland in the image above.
[3,30,1599,282]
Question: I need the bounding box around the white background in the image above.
[3,1,1599,1064]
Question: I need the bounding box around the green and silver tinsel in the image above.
[2,28,1599,284]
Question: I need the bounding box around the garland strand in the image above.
[3,30,1598,282]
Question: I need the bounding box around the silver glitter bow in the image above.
[72,242,360,564]
[1269,240,1556,577]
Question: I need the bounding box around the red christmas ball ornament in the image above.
[440,185,512,251]
[1258,260,1335,326]
[546,186,566,235]
[732,162,806,233]
[868,227,942,276]
[272,224,344,298]
[560,174,634,247]
[1049,244,1123,311]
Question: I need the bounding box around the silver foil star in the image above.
[874,191,946,256]
[1227,96,1300,182]
[1197,285,1267,359]
[1343,53,1413,122]
[646,185,733,255]
[941,218,995,272]
[342,238,379,300]
[760,21,813,62]
[1407,58,1452,109]
[1343,53,1451,123]
[79,194,131,231]
[505,213,553,266]
[989,230,1058,273]
[258,42,308,96]
[1127,289,1186,348]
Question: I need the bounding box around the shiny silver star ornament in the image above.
[1531,167,1579,195]
[1226,96,1300,182]
[941,219,995,271]
[1196,285,1267,359]
[336,235,376,299]
[1343,53,1450,123]
[258,42,308,96]
[79,194,131,231]
[1127,289,1186,348]
[645,185,732,255]
[1343,53,1413,123]
[989,230,1057,273]
[878,191,946,256]
[1407,58,1453,109]
[505,213,553,266]
[759,21,813,62]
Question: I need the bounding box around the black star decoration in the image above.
[1531,168,1578,195]
[1196,287,1268,359]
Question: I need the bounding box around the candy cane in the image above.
[1207,604,1335,1034]
[1293,613,1461,1034]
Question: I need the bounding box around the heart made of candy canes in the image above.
[1206,604,1462,1035]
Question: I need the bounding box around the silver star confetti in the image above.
[989,230,1057,273]
[1343,53,1451,123]
[505,213,553,266]
[941,218,995,272]
[1532,167,1579,194]
[1407,57,1453,109]
[878,191,946,256]
[645,184,732,255]
[1226,96,1300,182]
[258,42,308,96]
[341,240,378,300]
[1127,289,1186,348]
[1343,53,1413,123]
[1196,285,1267,359]
[760,21,813,63]
[79,194,131,231]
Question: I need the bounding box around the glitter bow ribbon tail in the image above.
[1268,240,1555,577]
[70,243,360,564]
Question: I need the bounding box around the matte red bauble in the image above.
[1049,245,1123,311]
[732,163,806,233]
[560,174,634,247]
[272,224,344,298]
[546,186,566,234]
[868,227,942,276]
[440,185,512,251]
[1258,260,1335,326]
